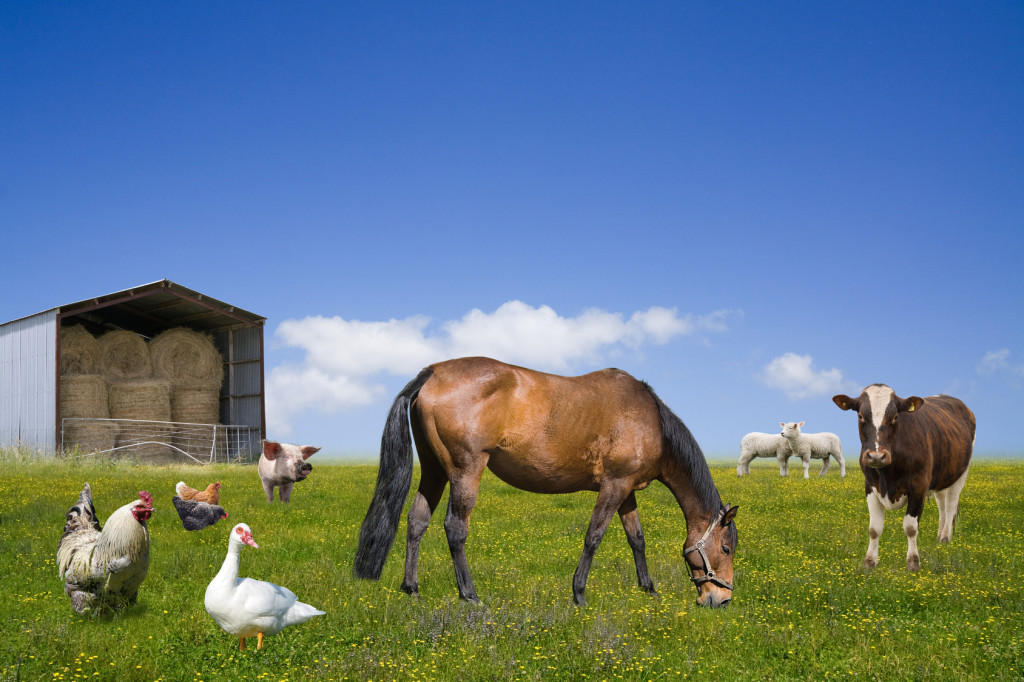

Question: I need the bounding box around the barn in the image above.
[0,279,266,463]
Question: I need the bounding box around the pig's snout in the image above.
[296,462,312,479]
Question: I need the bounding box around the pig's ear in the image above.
[300,446,320,460]
[262,440,282,460]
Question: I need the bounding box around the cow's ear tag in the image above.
[908,403,915,412]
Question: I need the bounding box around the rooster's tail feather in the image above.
[62,482,101,538]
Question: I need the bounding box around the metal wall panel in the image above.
[213,326,264,432]
[0,310,57,451]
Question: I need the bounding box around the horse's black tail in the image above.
[354,366,435,580]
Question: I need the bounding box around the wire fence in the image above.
[61,418,262,464]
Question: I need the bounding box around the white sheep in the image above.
[780,421,846,478]
[737,429,793,476]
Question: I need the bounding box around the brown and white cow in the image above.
[832,385,975,571]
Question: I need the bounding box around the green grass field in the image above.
[2,450,1021,681]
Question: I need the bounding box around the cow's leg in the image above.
[903,513,921,571]
[864,492,885,568]
[443,463,487,603]
[904,496,926,571]
[401,455,447,596]
[278,481,294,503]
[573,481,632,606]
[618,492,656,595]
[936,467,969,543]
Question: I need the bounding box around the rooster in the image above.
[57,484,153,613]
[176,480,221,505]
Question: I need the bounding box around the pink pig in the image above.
[258,440,321,502]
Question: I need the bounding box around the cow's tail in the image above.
[354,366,435,580]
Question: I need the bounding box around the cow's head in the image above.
[833,384,923,468]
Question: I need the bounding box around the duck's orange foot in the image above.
[239,637,246,651]
[257,632,264,649]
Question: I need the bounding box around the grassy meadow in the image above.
[1,449,1022,681]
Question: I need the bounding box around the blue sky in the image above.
[2,2,1022,458]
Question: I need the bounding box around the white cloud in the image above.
[266,301,739,434]
[759,352,848,400]
[977,348,1024,381]
[977,348,1011,375]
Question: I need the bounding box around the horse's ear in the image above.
[722,505,739,525]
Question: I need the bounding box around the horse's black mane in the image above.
[643,382,721,514]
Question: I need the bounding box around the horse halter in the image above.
[683,509,734,591]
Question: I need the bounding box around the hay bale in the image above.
[60,326,100,375]
[170,386,222,458]
[60,374,109,419]
[109,378,171,421]
[149,327,223,389]
[171,386,221,425]
[98,330,152,379]
[62,420,119,454]
[109,378,173,460]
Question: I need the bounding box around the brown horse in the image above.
[354,357,739,607]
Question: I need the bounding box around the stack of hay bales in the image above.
[149,327,224,456]
[59,326,118,453]
[58,325,225,462]
[99,330,173,461]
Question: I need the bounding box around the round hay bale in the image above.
[63,420,119,455]
[170,386,221,458]
[108,378,171,421]
[149,327,223,389]
[108,378,173,461]
[98,330,152,379]
[171,386,221,425]
[60,374,109,419]
[60,326,100,375]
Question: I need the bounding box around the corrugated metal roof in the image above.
[54,279,265,337]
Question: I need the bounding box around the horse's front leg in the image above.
[573,483,631,606]
[443,470,485,603]
[618,492,656,596]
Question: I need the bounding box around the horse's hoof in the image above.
[400,583,419,596]
[907,556,921,571]
[862,558,877,569]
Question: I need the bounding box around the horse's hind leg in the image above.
[444,463,487,603]
[573,482,631,606]
[618,492,656,595]
[402,456,447,595]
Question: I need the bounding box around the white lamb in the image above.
[737,429,793,477]
[780,421,846,478]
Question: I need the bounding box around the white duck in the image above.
[205,523,325,650]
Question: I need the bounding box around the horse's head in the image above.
[684,504,739,608]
